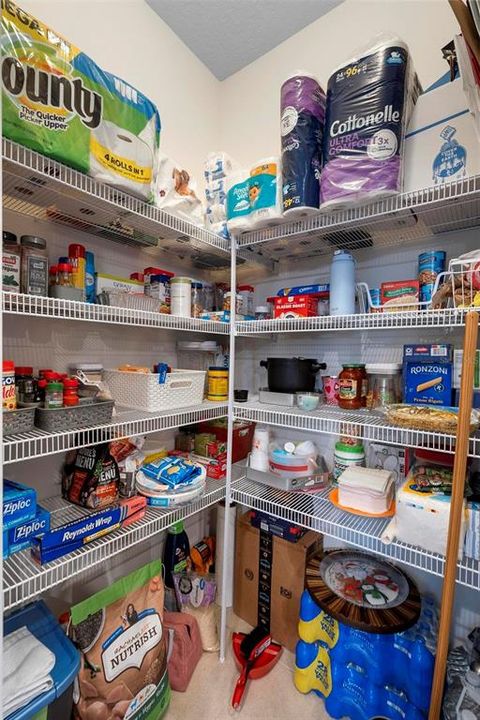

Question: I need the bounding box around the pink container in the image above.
[322,375,339,405]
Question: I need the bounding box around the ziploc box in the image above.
[3,479,36,529]
[403,343,453,406]
[3,505,50,558]
[2,1,161,201]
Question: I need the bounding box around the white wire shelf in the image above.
[233,401,480,459]
[4,402,227,464]
[2,292,230,335]
[231,476,480,591]
[235,307,470,335]
[235,173,480,260]
[3,478,226,611]
[3,139,233,269]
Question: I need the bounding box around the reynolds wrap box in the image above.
[3,505,50,558]
[403,343,453,406]
[2,1,161,200]
[3,480,36,530]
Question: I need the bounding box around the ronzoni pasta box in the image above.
[403,343,453,406]
[2,0,161,200]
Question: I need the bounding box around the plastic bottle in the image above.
[329,249,356,316]
[163,521,190,588]
[68,244,86,298]
[297,590,437,712]
[295,643,425,720]
[85,251,96,303]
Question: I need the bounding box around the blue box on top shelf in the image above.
[3,505,51,559]
[403,343,453,406]
[2,480,36,530]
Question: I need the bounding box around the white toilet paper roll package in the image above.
[2,2,161,202]
[320,35,420,210]
[226,170,252,234]
[249,157,283,229]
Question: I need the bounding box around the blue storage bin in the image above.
[4,600,80,720]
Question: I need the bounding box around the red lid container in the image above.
[58,263,72,272]
[63,378,79,388]
[15,366,33,375]
[130,272,144,282]
[3,360,14,372]
[68,243,86,259]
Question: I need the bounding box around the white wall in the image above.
[18,0,220,182]
[219,0,460,166]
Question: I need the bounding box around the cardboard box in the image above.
[403,343,453,406]
[3,505,50,558]
[248,510,306,542]
[404,77,480,193]
[3,480,36,530]
[96,273,144,295]
[198,420,255,463]
[453,349,480,389]
[366,443,407,488]
[380,280,419,312]
[233,511,322,651]
[273,295,318,319]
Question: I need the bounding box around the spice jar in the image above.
[191,282,204,318]
[20,235,49,296]
[3,231,21,294]
[68,243,86,296]
[171,276,192,317]
[224,291,242,313]
[57,263,73,287]
[3,360,16,410]
[338,364,363,409]
[49,265,58,287]
[36,379,47,405]
[15,366,35,405]
[45,381,64,409]
[63,378,79,406]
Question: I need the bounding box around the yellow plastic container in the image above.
[207,367,228,401]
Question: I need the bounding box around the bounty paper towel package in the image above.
[2,1,161,201]
[403,76,480,192]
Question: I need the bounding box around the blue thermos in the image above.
[329,249,355,316]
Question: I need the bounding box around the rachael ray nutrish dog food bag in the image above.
[2,0,161,200]
[70,560,170,720]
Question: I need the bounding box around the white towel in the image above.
[3,626,55,716]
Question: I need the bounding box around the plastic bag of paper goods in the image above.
[1,1,161,201]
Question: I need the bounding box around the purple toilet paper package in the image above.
[321,36,420,210]
[281,74,326,217]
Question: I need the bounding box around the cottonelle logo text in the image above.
[330,104,400,137]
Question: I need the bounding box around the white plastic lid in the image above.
[69,363,103,371]
[366,363,402,375]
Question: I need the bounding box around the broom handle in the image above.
[428,310,479,719]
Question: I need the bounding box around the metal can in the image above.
[207,367,228,401]
[418,251,446,305]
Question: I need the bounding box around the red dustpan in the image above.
[231,631,283,710]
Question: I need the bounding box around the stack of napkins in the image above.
[136,456,206,508]
[338,466,395,514]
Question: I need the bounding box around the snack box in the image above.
[273,294,318,319]
[381,280,419,312]
[3,480,37,530]
[276,284,329,297]
[32,507,146,564]
[3,505,50,558]
[34,496,146,552]
[96,273,144,295]
[403,343,453,406]
[248,509,306,543]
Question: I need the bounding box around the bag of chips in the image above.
[70,560,170,720]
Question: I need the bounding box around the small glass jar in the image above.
[255,305,271,320]
[15,366,35,405]
[338,364,363,410]
[3,231,21,294]
[63,378,79,406]
[57,263,73,287]
[20,235,49,296]
[203,282,214,312]
[237,284,254,316]
[45,381,64,409]
[224,291,242,313]
[191,282,205,318]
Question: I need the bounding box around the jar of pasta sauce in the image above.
[338,364,363,410]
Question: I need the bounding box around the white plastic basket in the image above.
[104,369,206,412]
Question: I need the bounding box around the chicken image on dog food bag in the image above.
[2,1,161,201]
[70,560,170,720]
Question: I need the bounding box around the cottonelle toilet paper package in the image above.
[2,1,161,201]
[321,35,420,210]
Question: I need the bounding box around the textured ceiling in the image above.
[146,0,343,80]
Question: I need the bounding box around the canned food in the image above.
[418,251,446,305]
[207,367,228,401]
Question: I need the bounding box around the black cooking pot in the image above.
[260,357,326,393]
